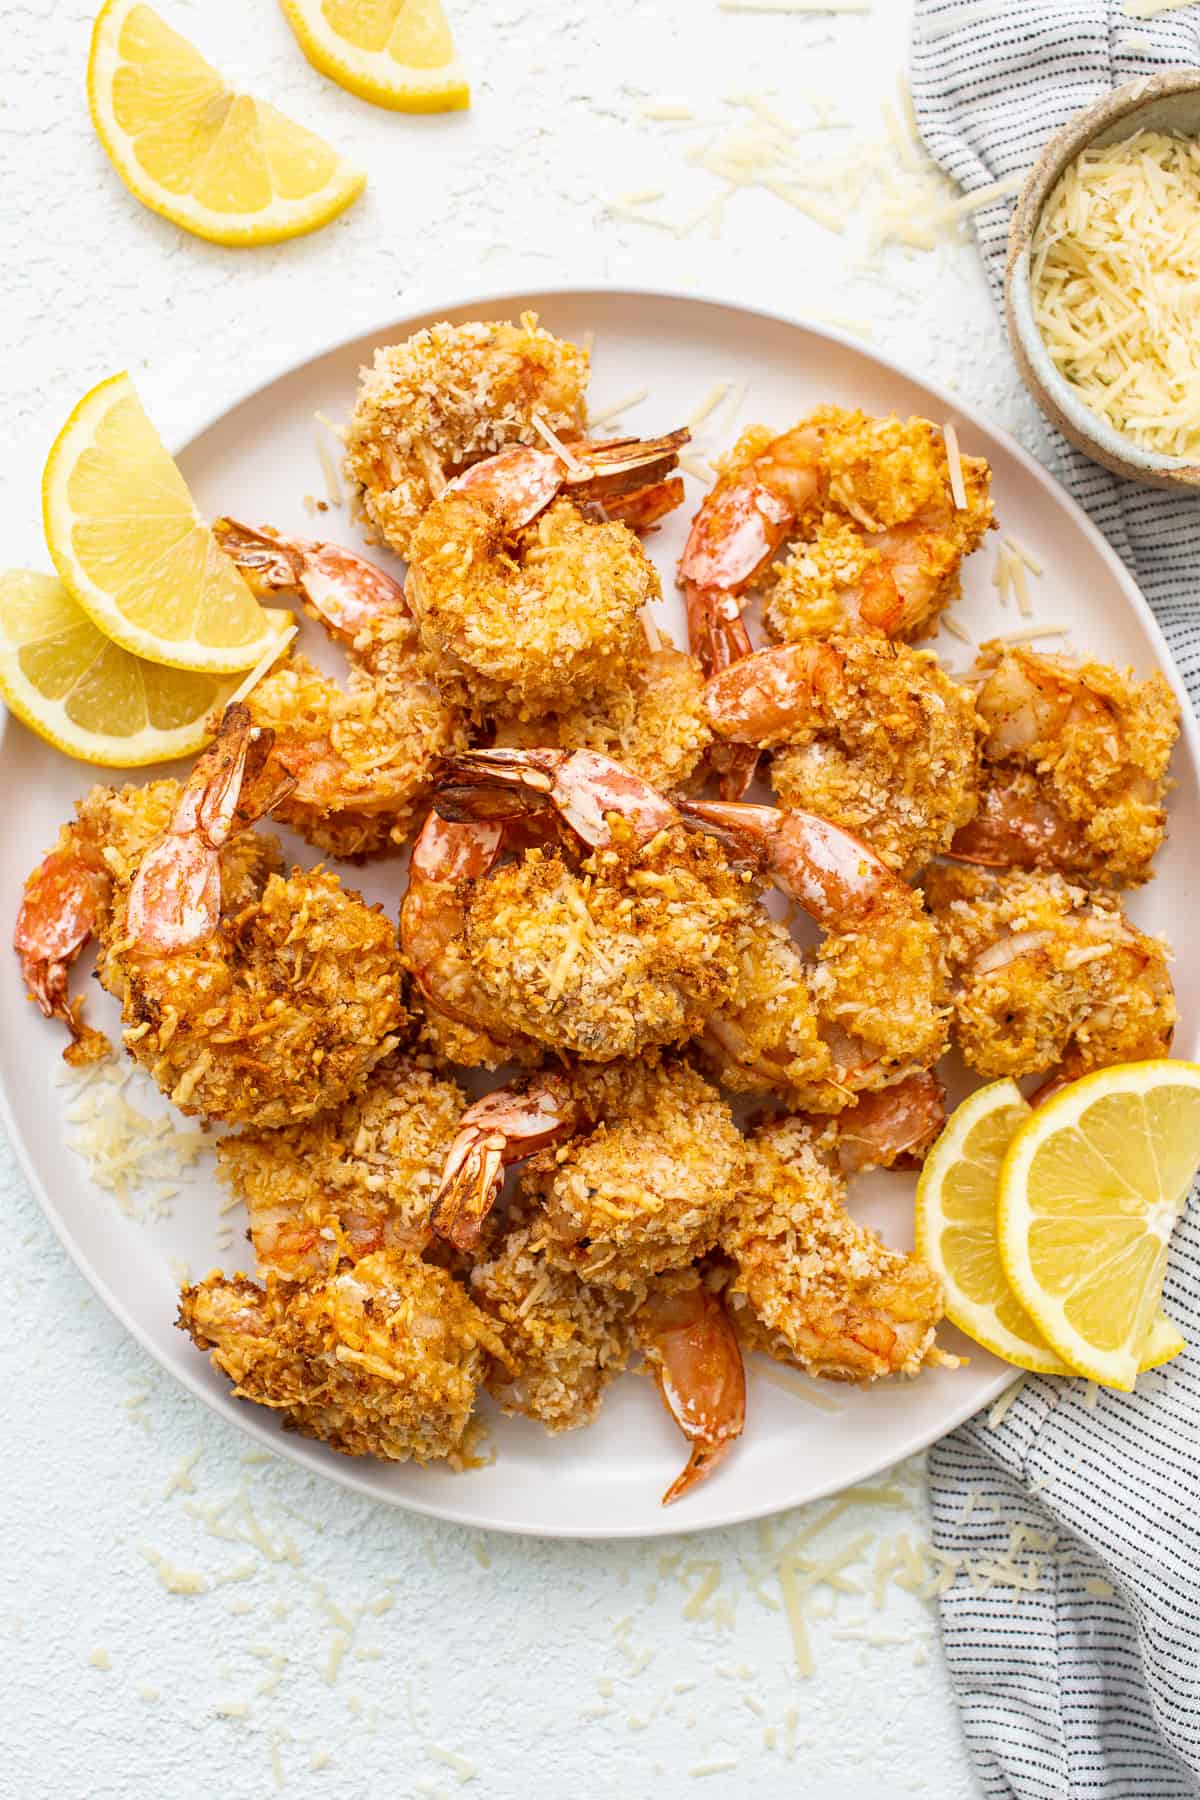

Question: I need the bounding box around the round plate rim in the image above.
[4,281,1197,1539]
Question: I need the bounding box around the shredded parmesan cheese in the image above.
[987,1375,1027,1428]
[530,411,586,475]
[588,386,650,427]
[1033,130,1200,456]
[942,422,968,510]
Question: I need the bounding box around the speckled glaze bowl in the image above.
[1006,69,1200,490]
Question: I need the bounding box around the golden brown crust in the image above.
[470,1206,637,1430]
[765,636,984,877]
[218,1056,467,1280]
[925,863,1176,1078]
[103,866,406,1128]
[178,1250,503,1463]
[521,1060,746,1289]
[408,493,656,719]
[725,1118,945,1382]
[345,316,590,559]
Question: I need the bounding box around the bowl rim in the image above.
[1005,68,1200,487]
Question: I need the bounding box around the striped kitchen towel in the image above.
[911,4,1200,1797]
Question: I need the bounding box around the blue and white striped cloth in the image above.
[911,4,1200,1796]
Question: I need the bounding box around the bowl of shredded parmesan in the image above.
[1007,69,1200,486]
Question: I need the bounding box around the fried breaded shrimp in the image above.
[400,811,544,1070]
[345,314,591,559]
[15,774,281,1065]
[950,644,1180,886]
[725,1105,949,1383]
[86,709,405,1126]
[460,832,751,1062]
[217,1056,467,1281]
[406,434,686,720]
[683,799,949,1108]
[925,863,1176,1082]
[759,409,993,644]
[437,749,947,1103]
[494,642,712,793]
[178,1249,506,1464]
[214,521,467,858]
[470,1202,637,1432]
[432,1059,743,1277]
[702,636,983,875]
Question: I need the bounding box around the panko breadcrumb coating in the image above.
[470,1204,637,1431]
[345,316,590,559]
[925,863,1176,1080]
[955,643,1180,885]
[520,1060,746,1288]
[407,492,657,720]
[704,635,984,875]
[218,1056,467,1280]
[760,408,993,643]
[495,643,712,794]
[461,828,755,1061]
[725,1117,947,1381]
[179,1250,506,1464]
[102,865,407,1128]
[16,777,283,1066]
[239,640,467,860]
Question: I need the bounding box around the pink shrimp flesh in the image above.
[125,705,293,955]
[431,1081,581,1251]
[635,1282,746,1505]
[823,1071,946,1172]
[399,810,506,1020]
[214,519,409,640]
[13,847,109,1040]
[448,432,690,533]
[681,798,896,927]
[701,640,844,744]
[435,747,680,851]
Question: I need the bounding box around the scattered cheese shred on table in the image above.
[1033,130,1200,457]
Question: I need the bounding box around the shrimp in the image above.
[759,409,994,645]
[681,798,949,1107]
[213,519,468,858]
[98,706,406,1127]
[430,748,758,1064]
[635,1274,747,1505]
[701,636,984,876]
[405,434,688,720]
[950,643,1180,886]
[399,809,543,1069]
[493,642,713,795]
[178,1249,508,1465]
[431,1060,744,1280]
[217,1055,469,1281]
[924,863,1176,1083]
[16,747,284,1066]
[344,314,592,559]
[469,1198,639,1433]
[724,1101,952,1384]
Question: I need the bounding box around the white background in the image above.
[0,0,1077,1795]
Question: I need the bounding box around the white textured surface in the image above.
[0,0,1067,1792]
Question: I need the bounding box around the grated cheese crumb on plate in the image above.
[587,386,650,428]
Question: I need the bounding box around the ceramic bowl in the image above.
[1006,68,1200,489]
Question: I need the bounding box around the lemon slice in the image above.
[0,570,257,766]
[917,1079,1184,1378]
[279,0,470,113]
[998,1061,1200,1391]
[43,373,280,675]
[88,0,366,245]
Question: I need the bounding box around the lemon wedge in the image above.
[89,0,366,245]
[917,1078,1185,1378]
[998,1061,1200,1391]
[0,570,258,766]
[43,373,280,675]
[279,0,470,113]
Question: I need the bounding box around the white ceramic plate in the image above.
[4,288,1198,1539]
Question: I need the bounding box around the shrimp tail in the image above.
[13,846,111,1064]
[636,1281,746,1506]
